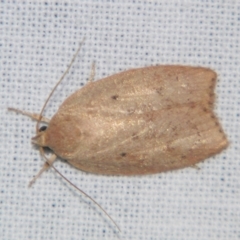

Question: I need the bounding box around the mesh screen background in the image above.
[1,1,240,240]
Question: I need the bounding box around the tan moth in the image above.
[35,65,228,174]
[9,42,228,230]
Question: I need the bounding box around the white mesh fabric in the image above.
[1,1,239,240]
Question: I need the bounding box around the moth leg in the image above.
[87,61,96,83]
[28,154,57,187]
[8,107,50,123]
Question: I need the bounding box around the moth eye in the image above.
[39,126,47,132]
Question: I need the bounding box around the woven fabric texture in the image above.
[1,1,239,240]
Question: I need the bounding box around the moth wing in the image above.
[67,104,227,175]
[49,65,227,175]
[57,66,217,116]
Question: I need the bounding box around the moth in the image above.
[37,65,228,171]
[10,48,228,181]
[9,43,228,230]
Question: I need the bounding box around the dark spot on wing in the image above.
[111,95,119,100]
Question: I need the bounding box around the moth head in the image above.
[32,125,48,147]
